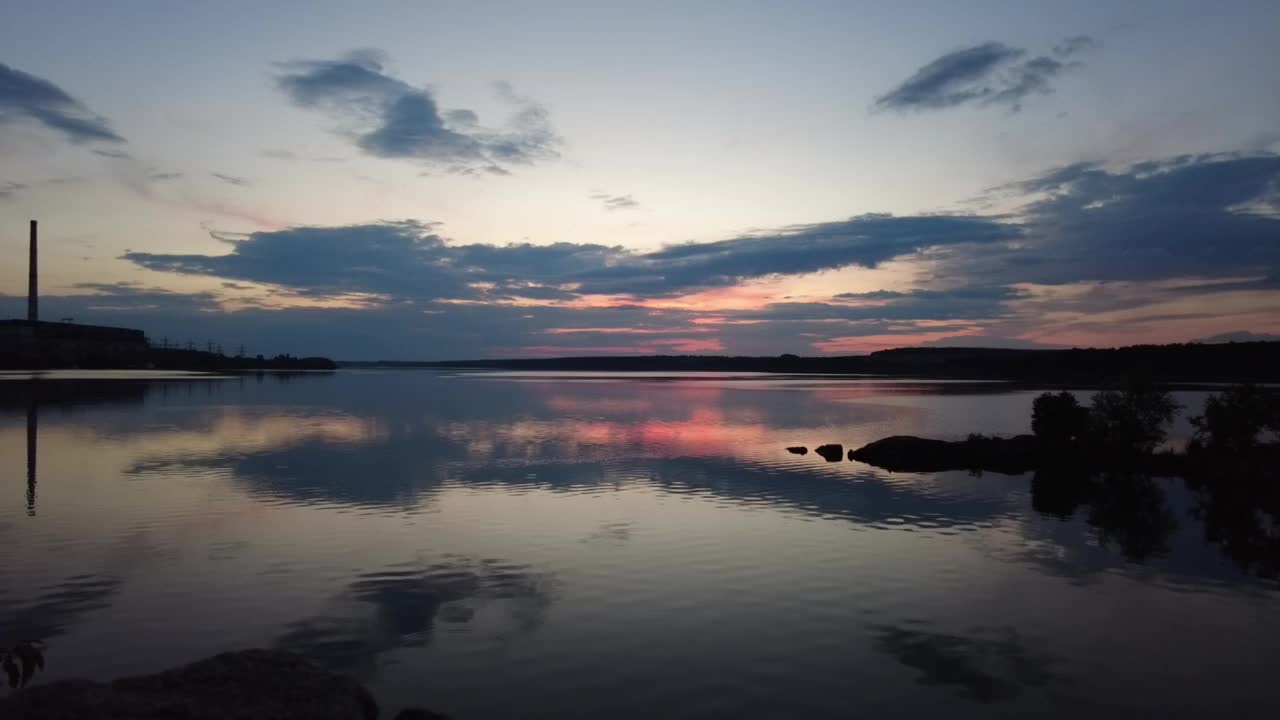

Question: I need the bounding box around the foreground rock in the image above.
[848,435,1042,474]
[814,443,844,462]
[786,446,808,455]
[846,435,1280,477]
[0,649,443,719]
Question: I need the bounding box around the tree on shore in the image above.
[1032,384,1180,457]
[1087,384,1181,457]
[1190,384,1279,453]
[1031,391,1089,448]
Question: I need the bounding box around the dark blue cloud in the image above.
[988,56,1066,110]
[0,61,124,144]
[126,221,477,300]
[731,287,1020,326]
[1,176,82,200]
[874,42,1023,110]
[452,241,625,281]
[1053,35,1097,58]
[874,39,1087,112]
[123,213,1019,300]
[590,192,640,211]
[276,51,558,170]
[211,172,249,187]
[966,153,1280,284]
[572,214,1021,295]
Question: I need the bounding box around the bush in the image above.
[1031,391,1089,446]
[1190,384,1279,452]
[1087,384,1181,457]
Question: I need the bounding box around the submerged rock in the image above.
[786,446,808,455]
[0,649,393,719]
[814,443,844,462]
[849,435,1041,474]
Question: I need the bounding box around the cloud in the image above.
[122,212,1019,302]
[874,39,1089,112]
[275,50,559,170]
[67,282,222,312]
[445,163,510,177]
[571,214,1020,295]
[590,192,640,211]
[1053,35,1097,58]
[0,61,124,144]
[40,150,1280,358]
[1,176,82,199]
[126,221,475,300]
[211,172,249,186]
[961,153,1280,285]
[0,180,28,199]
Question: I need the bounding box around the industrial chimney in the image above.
[28,219,37,323]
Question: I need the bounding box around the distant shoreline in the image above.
[339,340,1280,384]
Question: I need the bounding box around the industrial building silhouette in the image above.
[1,221,149,368]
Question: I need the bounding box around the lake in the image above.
[2,370,1277,718]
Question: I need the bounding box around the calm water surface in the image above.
[1,371,1277,718]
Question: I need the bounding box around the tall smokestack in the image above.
[28,219,37,322]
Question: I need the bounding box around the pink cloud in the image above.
[543,327,714,335]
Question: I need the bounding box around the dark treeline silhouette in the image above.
[1030,384,1183,463]
[848,382,1279,476]
[0,319,336,371]
[146,348,337,372]
[0,347,336,371]
[837,383,1279,575]
[356,341,1280,383]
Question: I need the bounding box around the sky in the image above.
[1,0,1279,360]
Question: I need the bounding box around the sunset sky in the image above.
[2,0,1279,359]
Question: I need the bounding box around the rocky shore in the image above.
[788,435,1277,475]
[0,649,444,719]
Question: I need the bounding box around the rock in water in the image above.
[814,443,844,462]
[0,649,381,719]
[848,435,1041,474]
[786,446,808,455]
